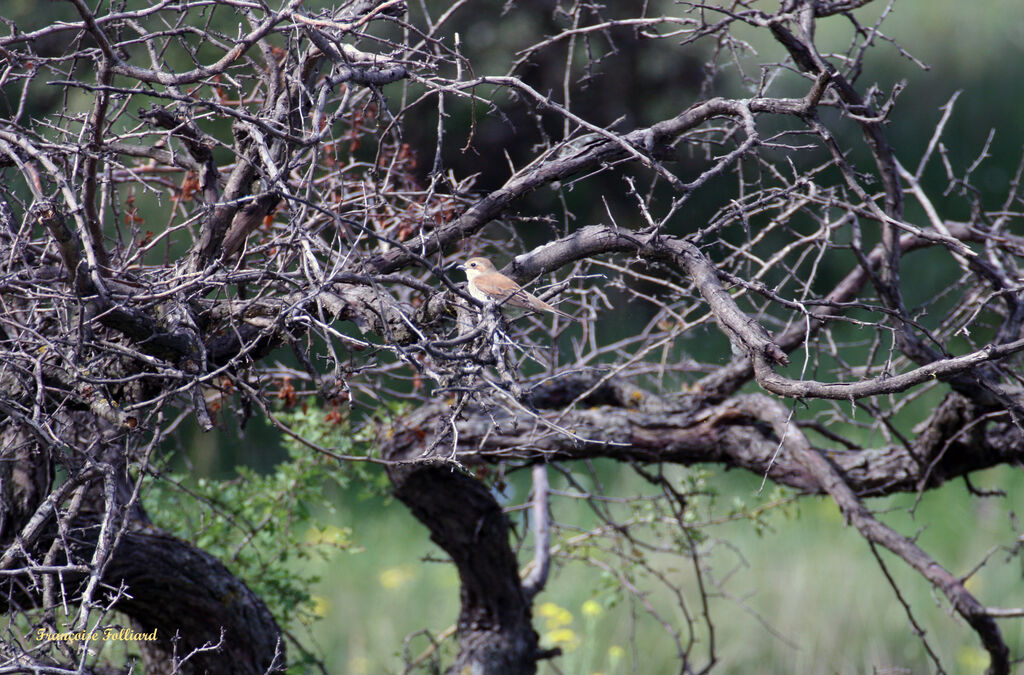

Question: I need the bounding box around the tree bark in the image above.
[388,463,541,675]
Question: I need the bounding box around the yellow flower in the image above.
[537,602,560,617]
[581,599,603,618]
[545,628,580,652]
[608,645,625,661]
[310,595,329,617]
[537,602,573,628]
[378,565,416,589]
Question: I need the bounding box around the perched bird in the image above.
[459,256,575,320]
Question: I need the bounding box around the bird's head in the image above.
[459,256,497,280]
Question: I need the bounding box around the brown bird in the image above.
[459,256,575,320]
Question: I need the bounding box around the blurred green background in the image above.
[308,465,1024,674]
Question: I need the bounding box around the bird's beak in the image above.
[455,263,466,271]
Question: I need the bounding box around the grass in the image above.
[291,462,1024,674]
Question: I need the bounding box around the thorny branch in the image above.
[1,0,1023,673]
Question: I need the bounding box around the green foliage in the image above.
[281,402,391,497]
[147,402,386,635]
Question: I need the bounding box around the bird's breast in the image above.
[466,281,491,302]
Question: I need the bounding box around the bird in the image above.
[459,256,576,320]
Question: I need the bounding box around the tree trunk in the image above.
[389,464,540,675]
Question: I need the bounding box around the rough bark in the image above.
[389,464,541,675]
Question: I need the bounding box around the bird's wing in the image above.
[472,275,530,303]
[474,273,575,318]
